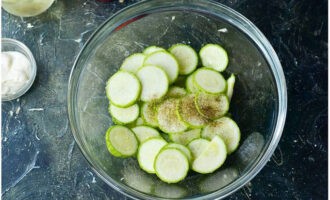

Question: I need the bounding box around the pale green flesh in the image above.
[188,138,210,159]
[169,129,201,145]
[106,71,141,107]
[193,68,226,94]
[201,117,241,154]
[154,148,189,183]
[169,44,198,75]
[132,125,160,143]
[157,99,188,134]
[165,143,192,163]
[138,138,167,173]
[106,126,138,157]
[199,44,228,72]
[192,136,227,173]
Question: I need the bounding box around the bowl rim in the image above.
[1,38,37,102]
[68,0,287,199]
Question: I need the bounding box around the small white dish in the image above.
[1,38,37,101]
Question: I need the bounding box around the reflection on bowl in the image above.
[68,0,287,199]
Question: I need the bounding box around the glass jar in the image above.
[2,0,55,17]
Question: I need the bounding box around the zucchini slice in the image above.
[105,125,138,157]
[188,138,210,159]
[137,65,169,102]
[154,148,189,183]
[132,125,161,143]
[141,101,160,127]
[201,117,240,154]
[192,136,227,174]
[226,73,236,102]
[169,129,201,145]
[144,51,179,83]
[109,103,139,124]
[157,98,188,134]
[165,143,192,163]
[199,44,228,72]
[143,46,165,55]
[178,94,208,128]
[120,53,146,74]
[195,93,229,120]
[106,71,141,107]
[169,44,198,75]
[138,138,167,173]
[193,68,226,94]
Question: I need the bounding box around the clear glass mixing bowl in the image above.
[68,0,287,199]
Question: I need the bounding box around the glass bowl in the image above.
[2,0,55,17]
[68,0,287,199]
[1,38,37,101]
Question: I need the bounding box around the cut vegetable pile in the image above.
[104,43,240,183]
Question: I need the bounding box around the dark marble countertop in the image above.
[1,0,327,199]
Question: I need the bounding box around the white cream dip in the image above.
[1,51,31,96]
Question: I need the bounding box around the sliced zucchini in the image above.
[169,44,198,75]
[165,143,192,163]
[132,125,161,143]
[141,101,159,127]
[143,46,165,55]
[193,68,226,94]
[138,138,167,173]
[186,74,200,93]
[178,94,208,128]
[226,74,236,101]
[137,65,169,101]
[195,93,229,120]
[188,138,210,159]
[144,51,179,83]
[109,103,139,124]
[154,148,189,183]
[120,53,146,74]
[166,86,187,98]
[169,129,201,145]
[106,71,141,107]
[105,125,138,157]
[201,117,240,154]
[199,44,228,72]
[157,98,188,134]
[192,136,227,174]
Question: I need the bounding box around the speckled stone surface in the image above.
[1,0,327,199]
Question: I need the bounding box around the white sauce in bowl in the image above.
[1,51,31,96]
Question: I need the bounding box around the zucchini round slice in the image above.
[157,98,188,134]
[193,68,226,94]
[120,53,146,74]
[105,125,138,157]
[137,65,169,102]
[144,51,179,83]
[132,125,161,143]
[192,136,227,174]
[109,103,139,124]
[178,94,208,128]
[138,138,167,173]
[154,148,189,183]
[106,71,141,107]
[199,44,228,72]
[195,93,229,120]
[169,44,198,75]
[202,117,241,154]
